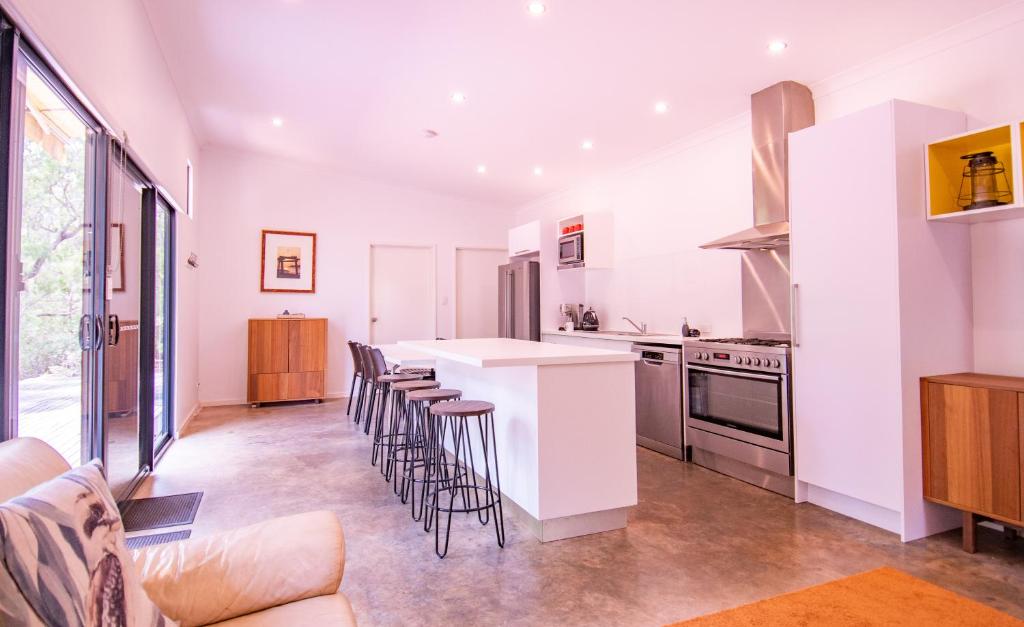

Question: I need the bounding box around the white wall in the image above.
[515,3,1024,375]
[5,0,203,429]
[515,115,751,338]
[197,147,511,405]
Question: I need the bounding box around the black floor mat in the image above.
[125,530,192,550]
[120,492,203,532]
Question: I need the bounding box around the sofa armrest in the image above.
[132,510,345,627]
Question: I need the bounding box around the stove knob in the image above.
[771,359,781,368]
[743,357,752,365]
[753,358,761,366]
[733,356,743,364]
[703,352,710,360]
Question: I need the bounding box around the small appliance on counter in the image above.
[559,303,584,331]
[581,307,600,331]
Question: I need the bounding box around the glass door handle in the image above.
[79,314,92,350]
[93,315,105,350]
[108,314,120,346]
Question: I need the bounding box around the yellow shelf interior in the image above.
[928,125,1015,217]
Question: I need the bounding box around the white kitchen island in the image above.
[398,338,639,542]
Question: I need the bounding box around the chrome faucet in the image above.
[622,317,647,335]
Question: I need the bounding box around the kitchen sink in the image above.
[599,331,649,337]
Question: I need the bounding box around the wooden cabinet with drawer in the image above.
[921,373,1024,552]
[247,318,327,406]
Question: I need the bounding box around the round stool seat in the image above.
[407,388,462,402]
[429,400,495,417]
[398,367,433,377]
[377,373,420,383]
[392,380,441,392]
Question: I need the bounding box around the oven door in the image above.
[558,233,583,265]
[685,364,790,453]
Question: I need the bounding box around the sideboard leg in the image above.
[1004,525,1019,542]
[962,511,977,553]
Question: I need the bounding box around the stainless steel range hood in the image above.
[701,81,814,250]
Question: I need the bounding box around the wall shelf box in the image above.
[926,121,1024,223]
[556,212,613,270]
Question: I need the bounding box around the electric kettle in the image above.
[581,307,600,331]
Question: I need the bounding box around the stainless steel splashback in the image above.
[741,246,791,339]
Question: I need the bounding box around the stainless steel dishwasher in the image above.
[632,343,684,459]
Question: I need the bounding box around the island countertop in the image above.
[398,337,640,368]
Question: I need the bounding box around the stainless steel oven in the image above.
[686,364,789,454]
[557,232,584,268]
[683,338,794,497]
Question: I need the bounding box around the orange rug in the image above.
[668,567,1023,626]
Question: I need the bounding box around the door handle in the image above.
[78,314,92,350]
[791,283,800,348]
[93,315,104,350]
[108,314,120,346]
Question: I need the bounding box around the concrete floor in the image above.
[137,399,1024,626]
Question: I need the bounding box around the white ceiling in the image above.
[142,0,1014,208]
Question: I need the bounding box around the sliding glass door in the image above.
[152,197,174,453]
[5,48,106,466]
[1,18,177,497]
[104,149,145,495]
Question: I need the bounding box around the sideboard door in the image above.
[924,382,1021,522]
[289,319,327,373]
[248,320,290,375]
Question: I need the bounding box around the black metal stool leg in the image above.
[346,373,358,415]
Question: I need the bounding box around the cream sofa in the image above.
[0,437,357,626]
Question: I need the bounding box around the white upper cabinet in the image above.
[508,220,541,257]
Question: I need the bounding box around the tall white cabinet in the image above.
[789,100,975,541]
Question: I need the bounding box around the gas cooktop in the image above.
[693,337,791,348]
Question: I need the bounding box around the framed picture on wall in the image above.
[260,229,317,293]
[111,223,125,292]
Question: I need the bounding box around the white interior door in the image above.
[369,245,436,344]
[455,247,507,338]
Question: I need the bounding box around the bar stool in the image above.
[383,379,441,484]
[354,344,378,427]
[425,400,505,558]
[363,347,419,438]
[401,388,462,521]
[346,341,364,418]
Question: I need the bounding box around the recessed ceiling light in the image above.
[271,117,284,127]
[476,164,487,174]
[451,91,467,104]
[527,1,546,16]
[654,101,669,114]
[767,40,788,54]
[581,139,594,150]
[533,166,544,176]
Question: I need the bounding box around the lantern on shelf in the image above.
[958,151,1011,210]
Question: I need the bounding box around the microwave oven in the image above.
[558,232,584,268]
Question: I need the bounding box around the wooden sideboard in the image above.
[921,373,1024,552]
[247,318,327,406]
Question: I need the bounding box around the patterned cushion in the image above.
[0,461,174,626]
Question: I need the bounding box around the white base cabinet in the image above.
[789,100,974,541]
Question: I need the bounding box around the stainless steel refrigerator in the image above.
[498,260,540,341]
